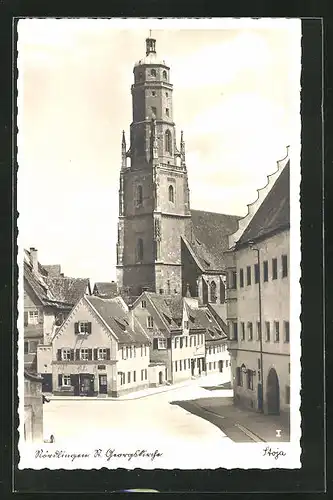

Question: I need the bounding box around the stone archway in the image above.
[266,368,280,415]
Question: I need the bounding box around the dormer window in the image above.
[151,69,157,77]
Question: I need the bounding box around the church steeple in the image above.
[146,34,156,56]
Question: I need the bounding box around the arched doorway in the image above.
[159,371,163,385]
[266,368,280,415]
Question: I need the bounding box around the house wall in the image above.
[205,341,231,384]
[148,363,167,387]
[116,344,150,395]
[52,298,118,396]
[24,377,43,443]
[226,229,290,414]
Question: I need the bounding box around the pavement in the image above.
[171,394,290,443]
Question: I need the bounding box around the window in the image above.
[210,281,217,303]
[141,369,144,381]
[165,108,169,117]
[232,322,238,340]
[247,322,253,341]
[145,346,147,356]
[141,300,146,308]
[151,69,156,77]
[185,337,188,347]
[241,322,245,341]
[282,254,288,277]
[165,130,172,154]
[209,362,212,371]
[274,321,280,342]
[128,372,131,383]
[147,316,154,328]
[80,348,89,360]
[145,369,148,380]
[254,263,259,283]
[62,375,71,387]
[24,341,29,354]
[239,269,244,288]
[236,367,242,386]
[168,184,174,203]
[175,361,178,372]
[166,91,169,97]
[184,321,189,329]
[179,360,182,371]
[284,321,290,343]
[133,371,136,382]
[228,271,236,289]
[136,185,143,206]
[98,348,107,360]
[193,336,197,346]
[162,70,167,79]
[272,258,278,280]
[152,90,156,96]
[263,261,269,282]
[151,106,157,116]
[62,348,71,361]
[28,310,39,325]
[137,238,144,262]
[265,322,271,342]
[158,338,167,349]
[180,337,183,348]
[256,322,261,341]
[247,370,254,390]
[189,336,192,347]
[285,385,290,404]
[213,362,216,369]
[75,321,90,334]
[246,266,251,286]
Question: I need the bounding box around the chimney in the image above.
[30,247,38,274]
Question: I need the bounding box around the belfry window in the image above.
[137,238,144,262]
[151,69,157,77]
[136,185,143,206]
[165,130,172,154]
[168,185,174,203]
[162,70,167,79]
[210,281,217,303]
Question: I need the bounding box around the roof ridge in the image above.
[228,146,290,249]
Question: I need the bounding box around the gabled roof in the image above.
[184,301,227,342]
[86,296,149,345]
[144,293,182,330]
[93,281,118,299]
[24,249,91,309]
[189,210,240,270]
[237,161,290,246]
[45,277,91,306]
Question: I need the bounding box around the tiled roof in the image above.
[24,249,48,276]
[145,293,181,330]
[24,261,62,307]
[93,281,118,298]
[189,210,240,270]
[42,265,61,277]
[45,277,90,306]
[86,296,149,345]
[185,302,227,342]
[237,161,290,246]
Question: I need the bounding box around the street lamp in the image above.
[249,240,264,414]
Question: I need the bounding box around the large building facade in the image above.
[225,152,290,416]
[116,37,240,302]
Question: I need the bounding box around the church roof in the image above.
[186,210,241,271]
[86,296,149,345]
[237,160,290,246]
[93,281,118,299]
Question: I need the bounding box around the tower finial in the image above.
[146,35,156,56]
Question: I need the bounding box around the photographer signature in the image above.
[263,446,286,460]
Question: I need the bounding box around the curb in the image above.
[47,380,201,402]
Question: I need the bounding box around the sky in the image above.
[17,18,301,285]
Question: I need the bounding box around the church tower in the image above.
[116,36,192,297]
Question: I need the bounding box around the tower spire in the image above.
[121,130,126,170]
[180,130,186,168]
